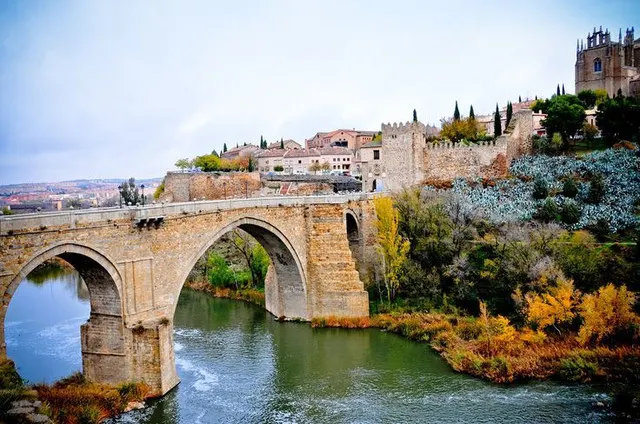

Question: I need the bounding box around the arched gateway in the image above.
[0,195,371,396]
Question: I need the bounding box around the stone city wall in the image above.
[161,172,262,202]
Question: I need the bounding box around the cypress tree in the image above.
[413,109,418,122]
[260,135,264,149]
[469,105,475,120]
[280,138,284,149]
[505,101,513,128]
[518,95,522,103]
[494,104,502,137]
[562,84,565,95]
[453,101,460,121]
[223,143,228,153]
[556,84,561,96]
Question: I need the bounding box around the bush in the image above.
[562,178,578,198]
[534,198,559,223]
[587,174,605,204]
[273,165,284,172]
[558,353,599,381]
[532,177,549,200]
[560,200,581,225]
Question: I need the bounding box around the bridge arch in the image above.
[174,216,309,320]
[1,242,126,384]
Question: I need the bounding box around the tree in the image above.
[525,278,579,335]
[260,135,265,149]
[223,143,228,153]
[119,177,140,205]
[2,206,14,215]
[577,284,639,345]
[374,197,410,304]
[175,158,191,172]
[207,253,235,288]
[273,165,284,172]
[193,154,222,172]
[230,230,269,288]
[582,122,599,147]
[440,117,483,143]
[321,161,331,172]
[594,89,608,106]
[595,94,640,144]
[505,101,513,129]
[453,101,460,121]
[469,105,475,120]
[280,138,285,149]
[533,198,559,223]
[518,95,522,103]
[247,157,255,172]
[556,84,561,96]
[532,176,549,200]
[308,162,322,174]
[211,149,219,157]
[560,200,581,225]
[413,109,418,122]
[494,104,502,137]
[541,95,586,147]
[577,90,597,108]
[562,84,565,95]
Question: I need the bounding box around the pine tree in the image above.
[562,84,565,95]
[223,143,227,153]
[280,138,284,149]
[556,84,561,96]
[469,105,475,120]
[413,109,418,122]
[453,101,460,121]
[260,135,264,149]
[518,95,522,103]
[494,104,502,137]
[535,95,538,100]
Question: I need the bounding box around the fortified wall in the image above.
[369,109,533,190]
[160,172,262,202]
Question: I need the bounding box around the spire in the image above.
[577,39,580,51]
[599,25,602,32]
[619,28,622,43]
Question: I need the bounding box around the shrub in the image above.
[587,174,605,204]
[534,198,559,223]
[558,353,599,381]
[532,177,549,200]
[273,165,284,172]
[560,200,581,225]
[562,177,578,198]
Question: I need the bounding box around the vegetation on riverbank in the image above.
[186,280,265,307]
[0,359,149,423]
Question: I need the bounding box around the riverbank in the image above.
[0,359,149,424]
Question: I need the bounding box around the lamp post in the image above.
[141,184,145,206]
[118,185,122,208]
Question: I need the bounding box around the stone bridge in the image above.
[0,194,374,396]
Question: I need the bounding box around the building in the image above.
[220,144,259,160]
[256,147,353,174]
[305,129,377,151]
[267,139,302,150]
[575,26,640,97]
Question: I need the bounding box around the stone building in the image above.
[256,146,353,174]
[360,110,534,192]
[267,139,302,149]
[305,129,377,151]
[220,144,259,160]
[575,26,640,97]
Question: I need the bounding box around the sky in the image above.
[0,0,638,184]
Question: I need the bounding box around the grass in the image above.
[1,359,150,424]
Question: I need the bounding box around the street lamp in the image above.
[141,184,145,206]
[118,185,122,208]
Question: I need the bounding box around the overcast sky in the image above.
[0,0,638,184]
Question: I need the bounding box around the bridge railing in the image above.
[0,193,380,234]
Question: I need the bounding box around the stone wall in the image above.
[161,172,261,202]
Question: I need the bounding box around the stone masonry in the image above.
[0,195,371,397]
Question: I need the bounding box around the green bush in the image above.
[558,354,598,381]
[532,177,549,200]
[534,198,559,223]
[560,200,581,225]
[587,174,605,204]
[562,178,578,198]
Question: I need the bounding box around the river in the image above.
[5,267,613,423]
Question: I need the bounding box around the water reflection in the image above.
[5,262,89,384]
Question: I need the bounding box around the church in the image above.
[575,26,640,97]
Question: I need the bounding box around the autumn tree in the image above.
[525,278,579,335]
[440,117,483,143]
[308,162,322,174]
[374,197,410,304]
[577,284,639,345]
[175,158,192,172]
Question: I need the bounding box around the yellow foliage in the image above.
[577,284,639,345]
[526,278,579,334]
[519,328,547,345]
[373,196,410,303]
[440,117,485,143]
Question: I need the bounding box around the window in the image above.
[594,58,602,72]
[298,160,302,164]
[373,150,380,160]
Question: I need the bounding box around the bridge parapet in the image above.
[0,193,376,234]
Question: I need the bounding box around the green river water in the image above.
[5,268,613,423]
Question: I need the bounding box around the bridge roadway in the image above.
[0,193,374,396]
